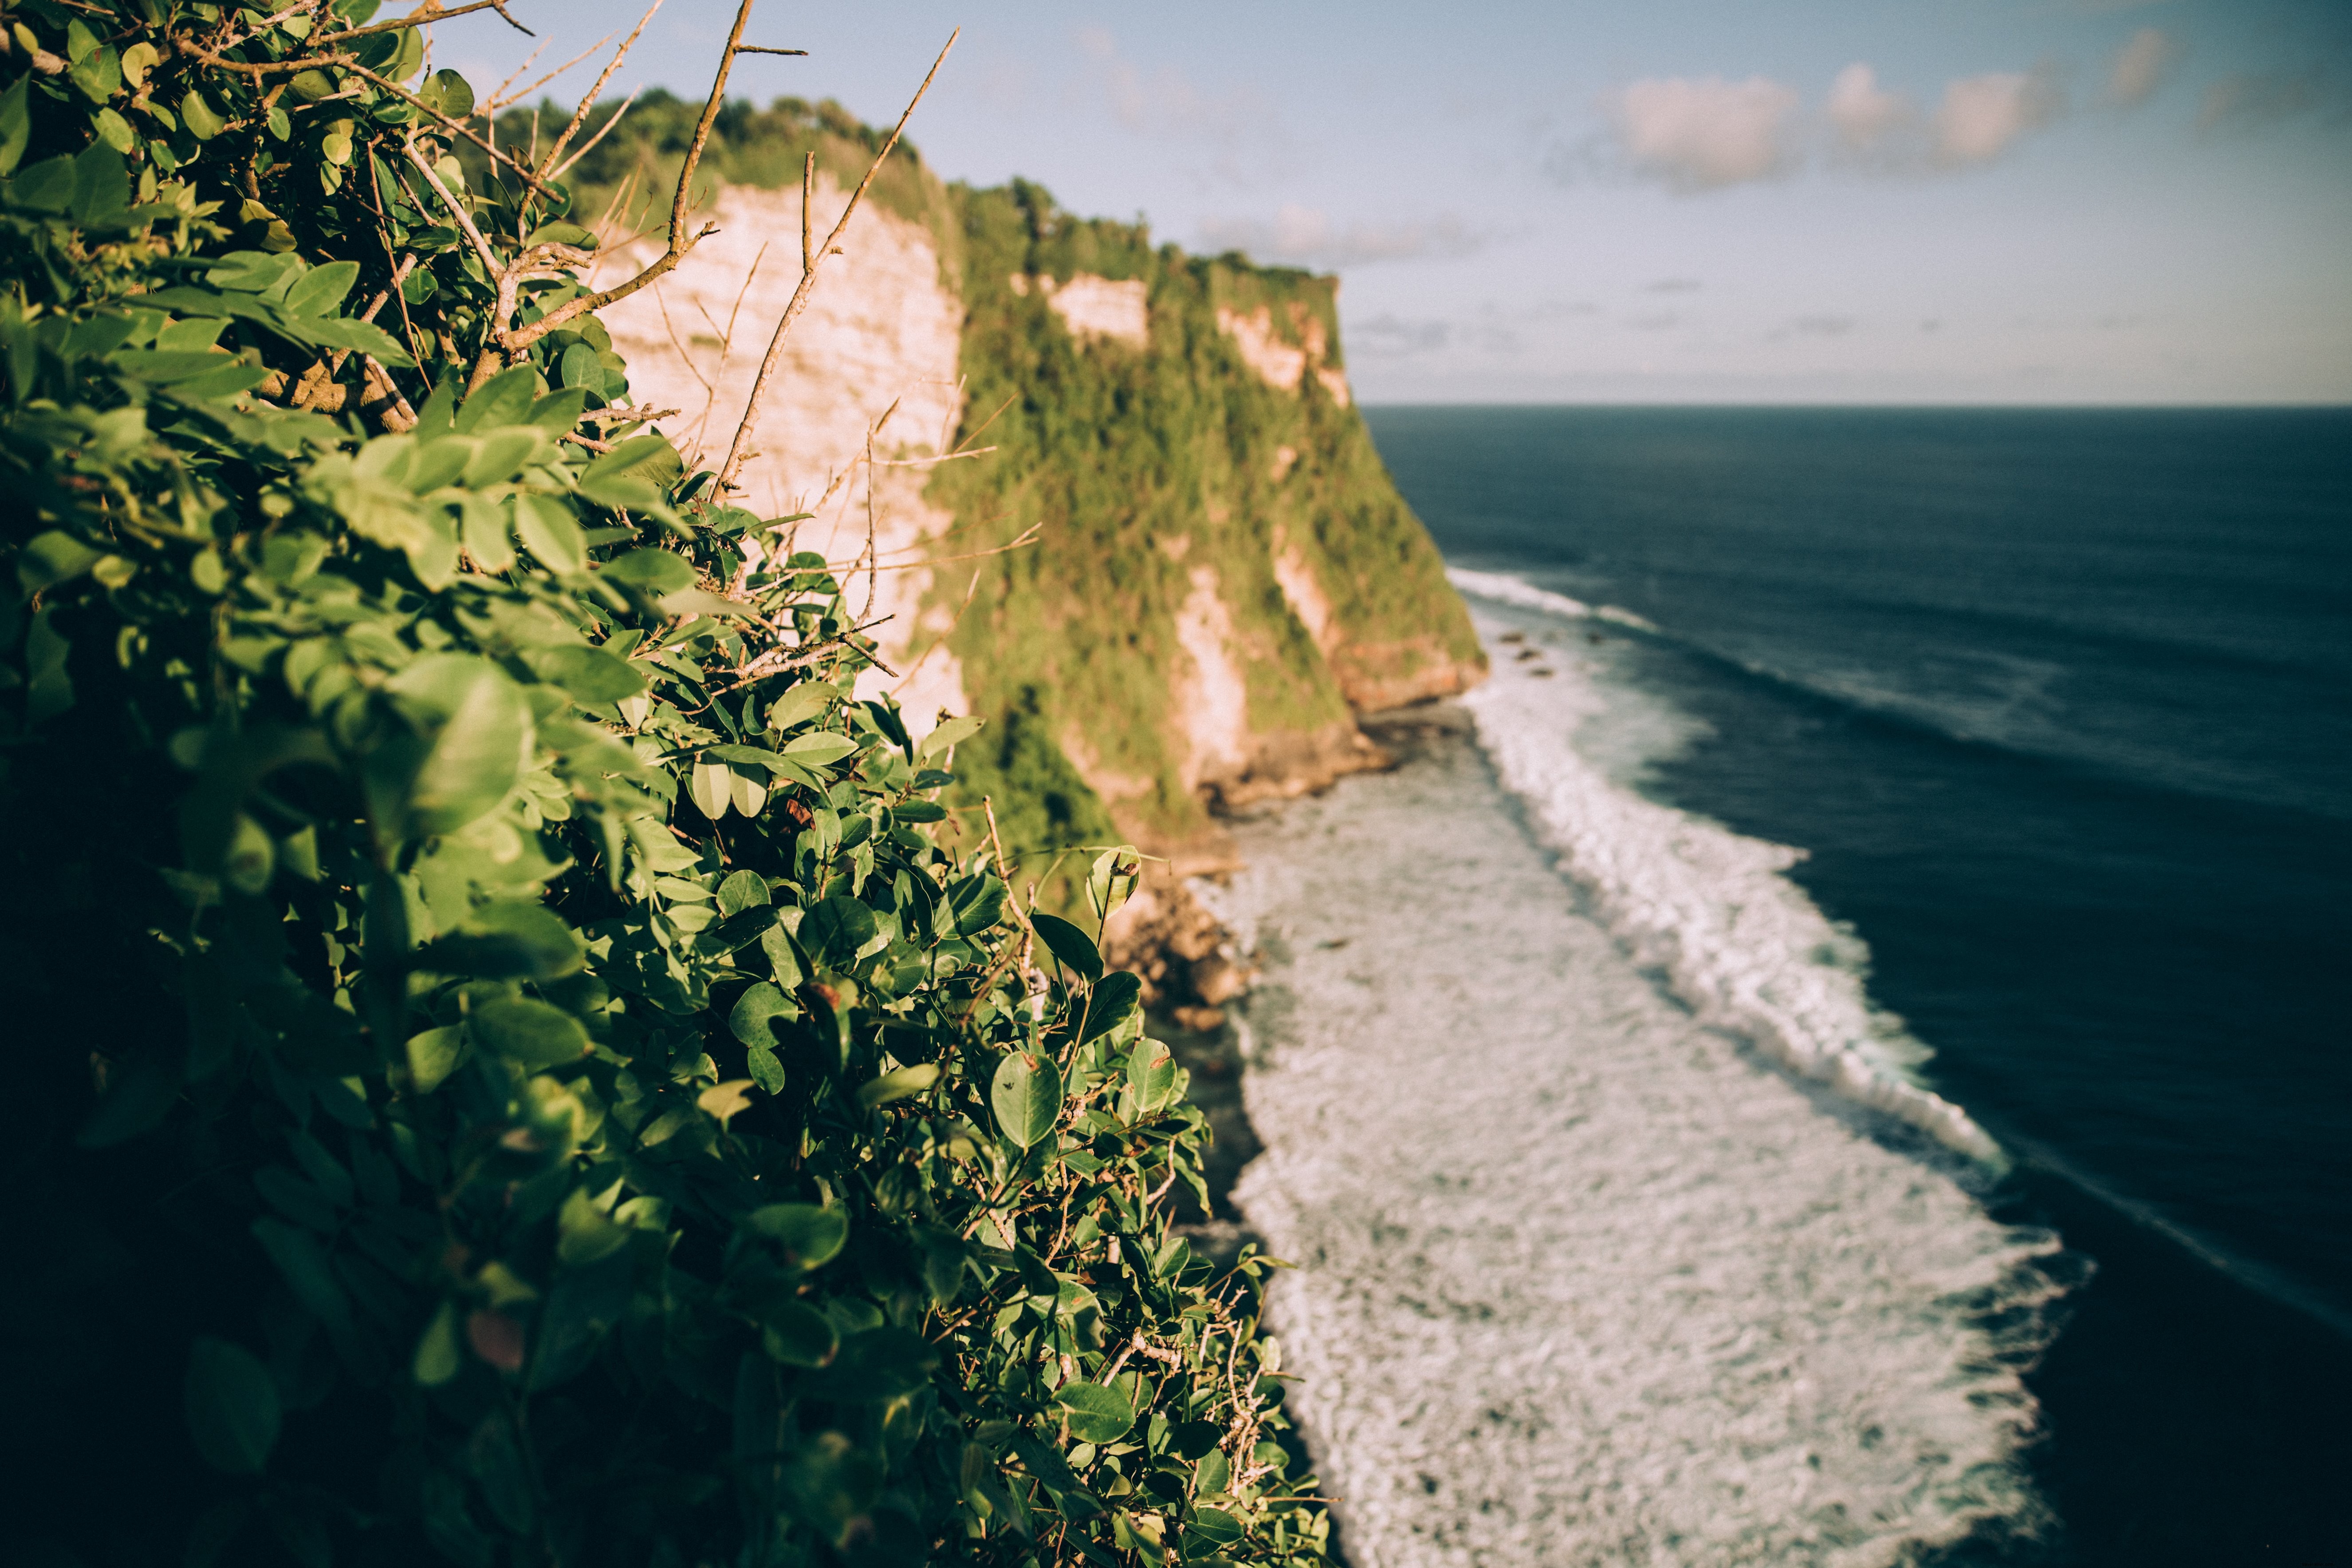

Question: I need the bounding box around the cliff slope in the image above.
[562,95,1483,910]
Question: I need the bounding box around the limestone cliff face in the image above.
[594,163,1483,888]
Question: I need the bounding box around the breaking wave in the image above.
[1448,569,2002,1164]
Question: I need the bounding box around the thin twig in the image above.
[718,28,958,492]
[307,0,524,47]
[402,138,501,275]
[799,150,813,276]
[503,0,761,353]
[549,84,641,181]
[861,523,1041,574]
[537,0,663,178]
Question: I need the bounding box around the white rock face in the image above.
[592,178,969,732]
[1172,566,1252,790]
[1013,271,1149,346]
[1215,303,1351,405]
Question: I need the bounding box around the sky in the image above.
[441,0,2352,405]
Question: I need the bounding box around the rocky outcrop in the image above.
[593,150,1483,991]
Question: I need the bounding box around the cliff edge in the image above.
[565,95,1483,973]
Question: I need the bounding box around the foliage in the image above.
[929,182,1483,843]
[0,6,1326,1566]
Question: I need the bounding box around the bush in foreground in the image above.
[0,3,1325,1564]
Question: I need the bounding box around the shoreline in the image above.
[1191,693,2053,1564]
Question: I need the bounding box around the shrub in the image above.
[0,4,1326,1564]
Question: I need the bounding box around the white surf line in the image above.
[1451,578,2004,1167]
[1209,719,2063,1567]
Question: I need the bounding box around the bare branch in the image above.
[549,85,641,181]
[502,0,759,352]
[536,0,665,181]
[401,138,502,276]
[480,30,616,117]
[307,0,525,48]
[734,46,806,56]
[718,28,957,493]
[799,150,813,276]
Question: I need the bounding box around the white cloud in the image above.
[1074,26,1285,183]
[1613,75,1801,191]
[1826,63,1911,149]
[2106,28,2178,107]
[2198,68,2340,132]
[1195,204,1483,269]
[1933,70,2064,165]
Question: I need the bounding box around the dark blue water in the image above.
[1362,405,2352,1566]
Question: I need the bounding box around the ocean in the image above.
[1211,407,2352,1566]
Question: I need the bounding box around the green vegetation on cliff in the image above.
[545,96,1484,864]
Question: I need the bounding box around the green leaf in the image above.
[419,903,583,981]
[802,893,877,970]
[759,1300,838,1367]
[1031,912,1103,982]
[990,1052,1061,1149]
[745,1045,786,1094]
[801,1328,939,1403]
[1088,845,1141,925]
[743,1203,848,1270]
[766,680,837,731]
[513,494,586,574]
[558,341,601,390]
[184,1339,280,1474]
[598,547,694,594]
[454,365,538,433]
[1054,1381,1134,1445]
[404,1026,467,1093]
[777,1430,884,1547]
[689,759,733,820]
[374,655,533,841]
[1187,1506,1246,1548]
[728,982,796,1049]
[282,260,360,318]
[281,312,417,368]
[948,874,1007,938]
[576,433,681,507]
[460,429,541,487]
[424,68,474,119]
[556,1187,630,1266]
[527,221,598,250]
[526,386,590,433]
[855,1062,940,1110]
[413,1301,463,1386]
[1125,1035,1177,1118]
[181,90,226,142]
[460,492,516,573]
[716,868,772,916]
[0,73,29,178]
[469,997,590,1069]
[18,529,103,593]
[1079,971,1144,1046]
[289,68,339,102]
[527,643,647,704]
[1169,1419,1224,1461]
[916,713,983,760]
[782,732,859,766]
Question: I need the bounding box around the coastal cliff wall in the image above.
[568,98,1484,938]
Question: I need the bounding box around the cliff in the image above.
[552,95,1483,961]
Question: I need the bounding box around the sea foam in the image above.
[1448,571,2002,1165]
[1210,708,2062,1565]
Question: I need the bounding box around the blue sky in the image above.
[445,1,2352,404]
